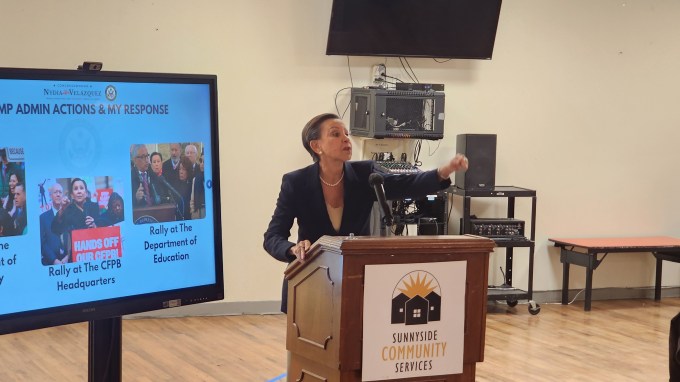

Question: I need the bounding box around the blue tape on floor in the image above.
[266,372,286,382]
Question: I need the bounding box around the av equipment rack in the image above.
[349,88,444,140]
[465,218,525,239]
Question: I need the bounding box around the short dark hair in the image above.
[108,192,124,209]
[301,113,340,162]
[150,152,162,163]
[70,178,88,195]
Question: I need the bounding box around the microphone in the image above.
[157,175,184,220]
[138,173,151,205]
[368,173,393,229]
[149,182,161,205]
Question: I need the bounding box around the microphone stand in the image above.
[157,175,184,220]
[369,173,395,238]
[380,214,394,237]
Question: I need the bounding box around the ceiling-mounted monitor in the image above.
[326,0,503,59]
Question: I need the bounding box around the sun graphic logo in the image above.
[391,271,441,325]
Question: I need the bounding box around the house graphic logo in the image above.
[391,271,441,325]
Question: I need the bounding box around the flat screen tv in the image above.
[326,0,503,59]
[0,67,223,335]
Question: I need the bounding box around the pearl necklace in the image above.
[319,172,344,187]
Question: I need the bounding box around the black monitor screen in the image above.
[0,67,223,334]
[326,0,503,59]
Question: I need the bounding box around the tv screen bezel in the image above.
[325,0,503,60]
[0,67,224,335]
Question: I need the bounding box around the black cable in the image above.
[336,56,355,119]
[341,100,351,119]
[500,267,509,286]
[433,58,453,63]
[403,57,419,83]
[447,193,454,233]
[427,139,441,156]
[346,56,354,87]
[334,86,352,118]
[398,57,416,83]
[384,74,404,83]
[413,140,422,167]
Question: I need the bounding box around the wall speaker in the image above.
[455,134,497,190]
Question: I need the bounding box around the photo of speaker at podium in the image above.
[41,175,125,266]
[130,142,206,224]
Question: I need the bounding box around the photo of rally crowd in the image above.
[39,176,124,266]
[0,147,26,237]
[0,142,207,260]
[130,142,206,224]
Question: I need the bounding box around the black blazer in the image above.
[131,168,172,208]
[263,160,451,312]
[670,312,680,381]
[51,200,103,235]
[40,209,63,265]
[162,159,180,189]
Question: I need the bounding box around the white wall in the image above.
[2,0,679,307]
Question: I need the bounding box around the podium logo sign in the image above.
[391,271,441,325]
[362,261,467,381]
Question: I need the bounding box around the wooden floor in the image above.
[1,298,678,381]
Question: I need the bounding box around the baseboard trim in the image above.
[494,286,680,304]
[126,287,680,318]
[126,300,283,318]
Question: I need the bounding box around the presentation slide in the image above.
[0,73,218,318]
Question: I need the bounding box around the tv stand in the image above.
[88,317,122,382]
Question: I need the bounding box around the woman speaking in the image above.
[263,113,468,313]
[52,178,104,234]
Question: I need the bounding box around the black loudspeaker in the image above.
[455,134,497,190]
[417,217,443,235]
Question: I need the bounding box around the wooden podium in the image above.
[132,203,176,223]
[284,235,494,382]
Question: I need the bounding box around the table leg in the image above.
[585,265,593,312]
[655,256,663,301]
[562,262,570,305]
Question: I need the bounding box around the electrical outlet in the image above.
[371,64,386,87]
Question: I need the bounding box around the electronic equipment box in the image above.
[349,87,444,140]
[462,218,526,239]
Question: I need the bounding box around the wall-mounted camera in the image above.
[77,61,103,72]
